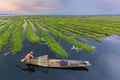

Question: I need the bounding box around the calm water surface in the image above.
[0,34,120,80]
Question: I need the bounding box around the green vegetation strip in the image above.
[0,22,13,36]
[1,16,120,56]
[11,21,24,54]
[43,22,89,43]
[55,27,88,43]
[26,21,40,43]
[0,22,18,50]
[38,23,94,53]
[0,22,6,26]
[38,17,102,42]
[37,16,120,41]
[33,22,68,57]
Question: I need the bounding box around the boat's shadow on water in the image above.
[16,64,89,73]
[16,64,36,73]
[52,67,89,71]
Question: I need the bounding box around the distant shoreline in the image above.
[0,14,120,16]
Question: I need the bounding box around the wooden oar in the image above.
[16,60,21,64]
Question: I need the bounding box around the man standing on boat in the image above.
[21,51,34,63]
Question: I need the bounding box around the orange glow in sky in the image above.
[0,0,56,14]
[0,1,21,11]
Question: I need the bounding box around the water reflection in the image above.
[16,64,36,73]
[103,34,120,43]
[51,67,89,71]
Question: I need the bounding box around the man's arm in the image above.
[31,54,34,58]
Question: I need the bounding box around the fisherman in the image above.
[20,51,34,63]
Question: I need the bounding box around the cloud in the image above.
[18,0,58,14]
[0,1,21,11]
[92,0,120,13]
[1,0,120,15]
[0,1,24,14]
[0,0,58,14]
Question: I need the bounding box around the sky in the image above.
[0,0,120,15]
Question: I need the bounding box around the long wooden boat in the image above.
[29,55,91,68]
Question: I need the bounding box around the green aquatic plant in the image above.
[11,21,24,54]
[0,22,18,50]
[44,23,89,43]
[0,22,13,36]
[38,23,94,53]
[26,21,40,43]
[32,22,68,57]
[1,16,120,56]
[0,22,6,26]
[71,45,82,52]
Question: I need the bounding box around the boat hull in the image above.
[29,55,91,68]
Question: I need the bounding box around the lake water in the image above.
[0,34,120,80]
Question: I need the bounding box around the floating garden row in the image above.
[38,19,89,43]
[37,22,94,53]
[1,16,120,56]
[62,16,120,35]
[32,22,68,57]
[26,20,40,43]
[38,17,103,42]
[0,22,13,36]
[0,22,6,26]
[49,21,90,43]
[11,21,24,54]
[0,21,18,51]
[52,25,88,43]
[37,16,120,40]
